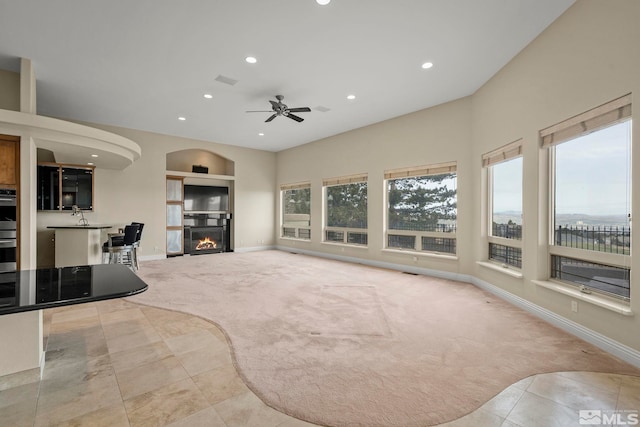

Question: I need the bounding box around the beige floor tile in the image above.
[104,322,162,354]
[556,371,625,393]
[500,419,524,427]
[527,372,618,411]
[45,329,110,363]
[109,341,174,374]
[50,305,98,324]
[177,342,232,376]
[99,307,146,325]
[192,363,249,405]
[213,391,291,427]
[124,378,210,427]
[40,354,114,393]
[55,402,130,427]
[617,376,640,411]
[152,316,214,340]
[95,298,139,314]
[101,317,156,339]
[0,367,41,391]
[139,305,193,323]
[35,374,123,426]
[0,381,40,409]
[165,406,228,427]
[0,398,37,427]
[439,408,505,427]
[480,384,526,418]
[510,375,535,391]
[116,355,190,400]
[164,328,224,356]
[48,314,103,335]
[506,391,579,427]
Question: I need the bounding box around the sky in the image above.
[492,120,631,218]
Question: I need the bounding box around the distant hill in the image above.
[494,212,629,228]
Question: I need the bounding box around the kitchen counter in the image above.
[0,264,148,315]
[47,225,113,267]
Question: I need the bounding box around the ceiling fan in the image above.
[246,95,311,123]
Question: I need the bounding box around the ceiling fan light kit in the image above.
[246,95,311,123]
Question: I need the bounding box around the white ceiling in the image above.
[0,0,575,152]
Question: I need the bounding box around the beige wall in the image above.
[0,69,20,111]
[276,0,640,352]
[277,97,473,275]
[36,125,276,267]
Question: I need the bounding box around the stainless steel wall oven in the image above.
[0,189,17,272]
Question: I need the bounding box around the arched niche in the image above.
[166,149,234,177]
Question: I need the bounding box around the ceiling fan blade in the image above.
[265,114,277,122]
[269,100,280,109]
[287,113,304,122]
[287,107,311,113]
[246,110,273,113]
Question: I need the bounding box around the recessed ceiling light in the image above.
[178,116,186,121]
[347,94,356,100]
[258,133,264,136]
[245,56,257,64]
[203,94,213,99]
[87,162,94,166]
[421,62,434,69]
[316,0,331,5]
[91,154,98,158]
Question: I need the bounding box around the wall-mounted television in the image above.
[183,185,229,212]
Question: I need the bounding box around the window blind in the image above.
[322,173,367,187]
[482,139,523,167]
[540,93,631,148]
[384,161,456,180]
[280,182,311,191]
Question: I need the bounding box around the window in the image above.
[281,183,311,240]
[483,140,523,268]
[385,162,457,254]
[323,174,368,245]
[541,94,631,300]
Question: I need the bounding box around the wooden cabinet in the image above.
[0,136,18,187]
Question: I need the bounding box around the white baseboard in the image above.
[234,245,276,253]
[276,246,640,369]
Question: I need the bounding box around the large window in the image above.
[385,162,457,254]
[541,94,631,300]
[323,174,368,245]
[281,183,311,240]
[483,141,523,268]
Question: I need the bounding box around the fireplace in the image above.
[188,226,224,254]
[183,213,232,255]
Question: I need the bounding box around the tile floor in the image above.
[0,299,638,427]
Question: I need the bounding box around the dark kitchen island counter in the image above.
[0,264,148,315]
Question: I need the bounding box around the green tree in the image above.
[327,183,367,228]
[388,173,457,231]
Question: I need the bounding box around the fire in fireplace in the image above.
[187,226,224,255]
[195,236,217,251]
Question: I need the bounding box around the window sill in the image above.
[279,237,311,243]
[477,261,523,279]
[381,248,458,261]
[321,241,368,249]
[532,280,633,316]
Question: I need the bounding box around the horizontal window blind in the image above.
[540,93,631,148]
[280,182,311,191]
[384,161,456,180]
[482,139,523,167]
[323,173,367,187]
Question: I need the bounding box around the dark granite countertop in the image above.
[0,264,148,315]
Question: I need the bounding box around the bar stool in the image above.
[103,224,139,271]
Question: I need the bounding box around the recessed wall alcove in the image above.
[166,149,234,177]
[165,149,235,255]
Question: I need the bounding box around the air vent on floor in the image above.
[214,75,239,86]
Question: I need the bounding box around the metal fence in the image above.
[555,225,630,254]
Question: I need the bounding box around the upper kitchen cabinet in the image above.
[38,163,94,211]
[0,136,18,188]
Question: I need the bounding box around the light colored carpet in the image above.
[130,250,640,427]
